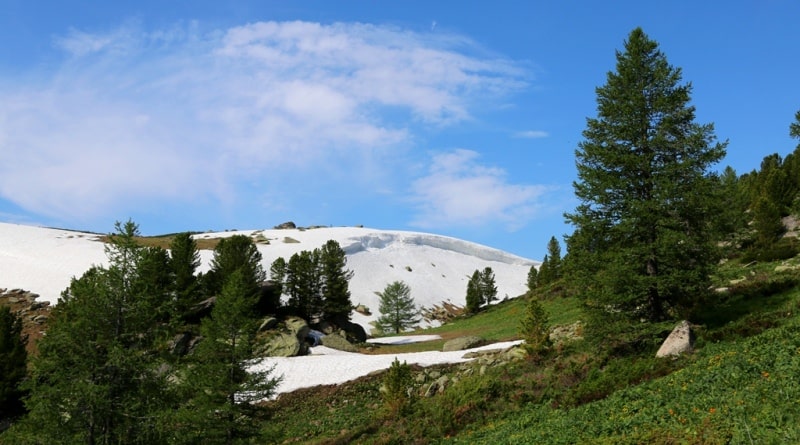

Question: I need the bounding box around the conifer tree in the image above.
[173,270,279,444]
[19,221,171,444]
[285,250,321,320]
[519,296,550,359]
[465,270,483,314]
[318,240,354,321]
[545,236,562,281]
[526,265,539,292]
[270,257,287,296]
[376,281,419,334]
[206,234,265,300]
[169,232,201,320]
[479,267,498,305]
[0,305,27,421]
[565,28,726,323]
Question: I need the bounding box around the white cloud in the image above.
[515,130,549,139]
[409,149,548,230]
[0,21,528,224]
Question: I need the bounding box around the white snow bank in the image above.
[365,335,442,345]
[0,223,537,333]
[252,340,522,396]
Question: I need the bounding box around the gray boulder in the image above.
[320,333,359,353]
[656,320,694,358]
[442,336,483,352]
[264,332,303,357]
[285,316,310,340]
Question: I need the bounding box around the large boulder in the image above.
[285,316,310,340]
[263,332,303,357]
[320,333,359,353]
[442,336,483,352]
[656,320,694,358]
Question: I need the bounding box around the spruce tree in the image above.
[173,270,279,444]
[479,267,498,305]
[376,281,419,334]
[0,305,27,421]
[169,232,201,320]
[318,240,354,321]
[545,236,562,281]
[206,234,265,300]
[285,250,321,320]
[270,257,287,296]
[519,296,550,359]
[526,265,539,292]
[465,270,483,314]
[565,28,726,323]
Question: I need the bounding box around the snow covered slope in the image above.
[0,223,538,330]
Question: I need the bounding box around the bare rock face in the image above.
[656,320,694,358]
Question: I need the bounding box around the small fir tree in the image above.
[382,358,414,416]
[479,267,498,305]
[376,281,419,334]
[527,265,539,292]
[519,296,550,359]
[465,270,483,314]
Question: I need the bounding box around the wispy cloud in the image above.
[514,130,549,139]
[409,149,549,230]
[0,20,528,226]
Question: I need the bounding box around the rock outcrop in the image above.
[442,336,483,352]
[656,320,694,358]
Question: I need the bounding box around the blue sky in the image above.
[1,1,798,259]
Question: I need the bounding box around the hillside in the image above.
[0,222,537,332]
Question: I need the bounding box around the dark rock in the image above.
[273,221,297,230]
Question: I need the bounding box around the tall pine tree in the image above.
[318,240,354,321]
[565,28,726,323]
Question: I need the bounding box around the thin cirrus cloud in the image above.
[410,149,549,231]
[514,130,549,139]
[0,20,532,227]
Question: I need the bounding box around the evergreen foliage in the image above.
[565,28,726,323]
[17,221,172,444]
[269,257,287,296]
[318,240,354,321]
[479,267,498,304]
[205,234,265,300]
[285,250,321,320]
[382,358,414,416]
[172,270,279,444]
[276,240,353,322]
[169,232,201,320]
[376,281,419,334]
[0,306,27,421]
[518,295,550,359]
[526,265,539,292]
[465,270,483,314]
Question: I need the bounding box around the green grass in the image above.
[261,256,800,445]
[365,295,583,355]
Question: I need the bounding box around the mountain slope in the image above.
[0,223,537,330]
